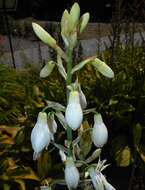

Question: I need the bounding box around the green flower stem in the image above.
[66,47,73,156]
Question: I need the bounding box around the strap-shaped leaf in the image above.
[44,100,65,112]
[71,56,96,74]
[53,142,68,153]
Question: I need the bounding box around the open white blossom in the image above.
[88,159,116,190]
[65,157,80,189]
[31,112,53,160]
[65,90,83,130]
[92,114,108,147]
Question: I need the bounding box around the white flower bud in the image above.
[65,157,80,189]
[31,112,52,160]
[65,91,83,130]
[92,114,108,148]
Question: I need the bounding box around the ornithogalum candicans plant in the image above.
[31,3,115,190]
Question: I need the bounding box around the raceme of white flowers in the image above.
[65,157,80,189]
[92,114,108,148]
[31,2,116,190]
[65,90,83,130]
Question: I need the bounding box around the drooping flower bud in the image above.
[31,112,53,160]
[32,23,56,47]
[92,114,108,148]
[91,58,114,78]
[69,3,80,31]
[65,90,83,130]
[78,12,90,36]
[40,61,55,78]
[65,157,80,189]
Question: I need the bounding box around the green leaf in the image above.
[37,151,52,179]
[44,100,65,112]
[14,180,26,190]
[138,144,145,162]
[111,135,131,167]
[132,123,142,149]
[4,183,10,190]
[53,143,68,153]
[78,121,92,160]
[40,61,55,78]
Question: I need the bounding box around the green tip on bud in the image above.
[94,113,102,123]
[78,13,90,36]
[40,61,55,78]
[91,58,114,78]
[69,90,80,104]
[38,112,47,121]
[32,23,56,46]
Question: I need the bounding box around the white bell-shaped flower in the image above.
[65,157,80,189]
[65,90,83,130]
[31,112,53,160]
[92,114,108,148]
[89,167,104,190]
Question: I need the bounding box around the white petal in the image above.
[31,123,51,151]
[31,112,51,160]
[92,122,108,147]
[65,103,83,130]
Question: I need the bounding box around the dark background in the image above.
[8,0,145,22]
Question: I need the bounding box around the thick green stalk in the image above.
[66,47,73,156]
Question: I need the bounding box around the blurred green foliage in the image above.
[0,45,145,189]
